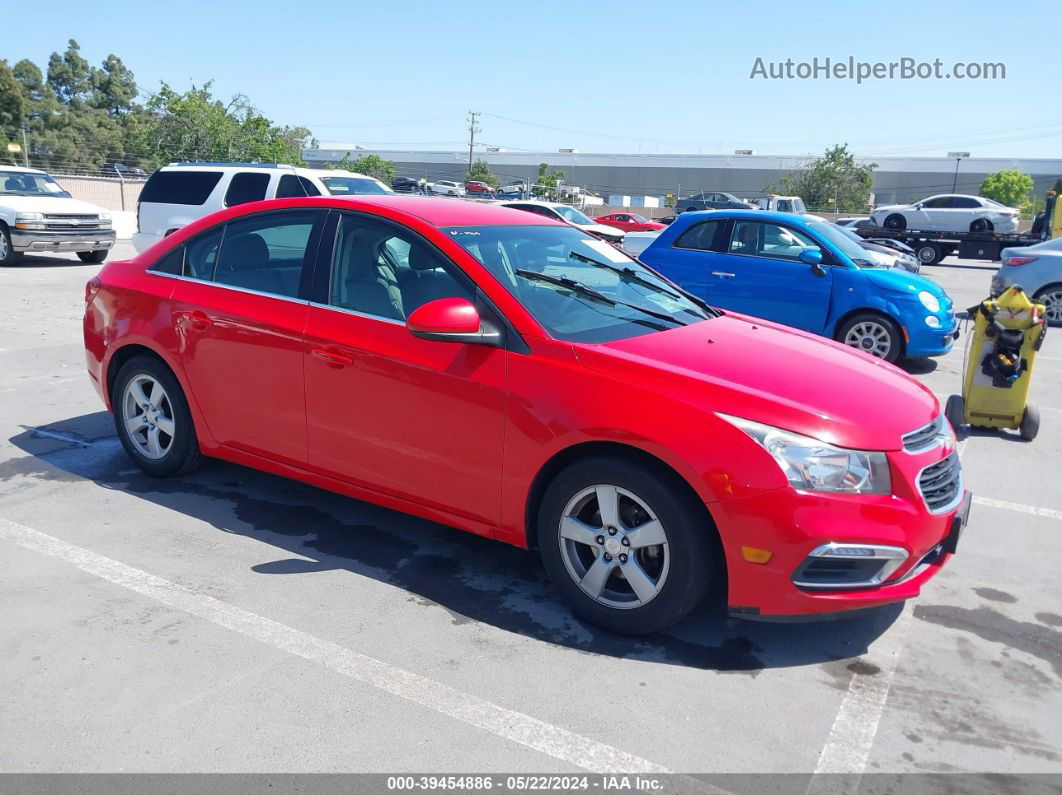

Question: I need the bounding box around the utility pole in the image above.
[466,111,480,178]
[21,127,29,167]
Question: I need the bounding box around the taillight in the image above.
[85,276,102,303]
[1004,256,1037,266]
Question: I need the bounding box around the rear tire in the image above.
[837,313,903,362]
[537,456,715,635]
[884,213,907,231]
[1020,404,1040,441]
[0,224,23,266]
[77,250,108,264]
[112,355,204,477]
[945,394,965,434]
[970,218,993,233]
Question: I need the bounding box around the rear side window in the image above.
[139,170,222,205]
[213,211,320,298]
[951,196,980,209]
[149,246,185,275]
[185,227,225,280]
[225,173,270,207]
[674,220,724,251]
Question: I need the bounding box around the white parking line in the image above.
[806,608,912,789]
[0,517,668,775]
[972,496,1062,521]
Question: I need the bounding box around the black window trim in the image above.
[309,209,529,353]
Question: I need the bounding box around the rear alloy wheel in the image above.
[113,356,204,477]
[970,218,993,233]
[538,457,714,634]
[77,250,108,264]
[1034,286,1062,326]
[0,224,24,266]
[883,213,907,231]
[838,313,902,362]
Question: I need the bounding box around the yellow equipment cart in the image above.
[945,286,1047,440]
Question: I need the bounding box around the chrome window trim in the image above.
[792,543,909,590]
[307,301,406,327]
[917,453,965,515]
[145,270,309,306]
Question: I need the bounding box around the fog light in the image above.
[925,315,941,328]
[741,546,773,564]
[792,543,908,589]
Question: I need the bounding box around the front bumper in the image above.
[905,315,960,358]
[714,447,970,619]
[12,228,115,253]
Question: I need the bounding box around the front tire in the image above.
[884,213,907,231]
[838,313,903,362]
[77,250,108,264]
[113,355,204,477]
[0,224,24,266]
[537,456,715,635]
[945,394,965,434]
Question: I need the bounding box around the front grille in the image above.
[43,213,98,220]
[902,415,944,453]
[918,453,962,513]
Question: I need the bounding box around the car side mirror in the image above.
[406,298,502,347]
[799,248,827,276]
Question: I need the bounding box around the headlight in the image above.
[917,290,941,313]
[98,213,112,227]
[718,414,891,495]
[14,212,46,230]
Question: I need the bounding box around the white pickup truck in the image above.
[0,166,115,266]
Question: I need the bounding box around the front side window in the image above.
[329,214,473,322]
[0,170,71,198]
[212,211,320,298]
[276,174,322,198]
[728,221,820,261]
[224,172,270,207]
[445,225,710,343]
[922,196,952,209]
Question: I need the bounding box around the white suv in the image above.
[428,179,466,196]
[1,166,115,265]
[132,163,393,252]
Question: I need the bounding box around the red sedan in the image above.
[595,212,666,232]
[465,180,496,195]
[84,196,969,633]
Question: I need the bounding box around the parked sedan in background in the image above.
[429,180,466,196]
[595,212,665,232]
[834,223,920,273]
[993,236,1062,324]
[836,216,873,228]
[676,192,753,212]
[638,210,957,362]
[391,176,423,193]
[83,195,969,632]
[500,200,624,244]
[871,194,1020,234]
[465,180,496,195]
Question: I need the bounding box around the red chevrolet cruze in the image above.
[84,196,970,634]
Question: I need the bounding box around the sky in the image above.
[7,0,1062,159]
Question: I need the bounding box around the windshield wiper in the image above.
[567,250,683,299]
[515,268,688,327]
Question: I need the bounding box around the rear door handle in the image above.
[311,347,354,367]
[184,310,212,331]
[711,271,736,279]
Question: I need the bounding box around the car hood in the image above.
[575,313,937,451]
[0,195,107,214]
[861,267,946,298]
[579,223,624,239]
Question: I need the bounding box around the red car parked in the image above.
[595,212,666,232]
[464,180,496,195]
[84,196,969,633]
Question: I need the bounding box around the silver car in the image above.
[993,237,1062,324]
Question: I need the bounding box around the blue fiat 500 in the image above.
[637,210,958,361]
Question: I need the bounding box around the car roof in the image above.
[501,199,563,208]
[678,209,818,225]
[0,165,46,175]
[239,195,566,227]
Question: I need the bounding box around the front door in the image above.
[171,209,323,465]
[708,219,833,333]
[303,212,507,529]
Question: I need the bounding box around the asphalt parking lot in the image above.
[1,242,1060,776]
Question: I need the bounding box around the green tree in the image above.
[466,159,499,188]
[980,170,1035,210]
[92,54,139,115]
[330,152,396,182]
[47,39,93,106]
[532,162,565,199]
[767,144,876,213]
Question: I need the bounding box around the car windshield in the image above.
[983,198,1004,208]
[792,198,807,213]
[320,177,393,195]
[553,205,594,225]
[444,225,712,342]
[0,170,71,198]
[808,220,875,267]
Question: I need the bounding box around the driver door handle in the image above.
[711,271,736,279]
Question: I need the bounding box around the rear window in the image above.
[225,172,270,207]
[139,170,223,205]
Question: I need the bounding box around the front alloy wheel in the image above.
[839,314,902,362]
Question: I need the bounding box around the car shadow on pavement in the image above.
[6,412,902,674]
[7,255,97,268]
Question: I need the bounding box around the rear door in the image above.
[302,211,507,528]
[643,218,726,300]
[171,209,325,465]
[709,219,832,332]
